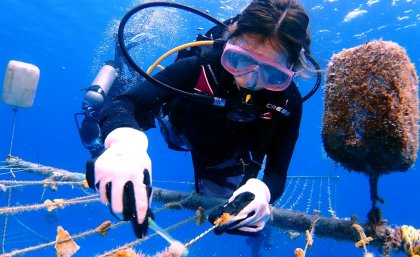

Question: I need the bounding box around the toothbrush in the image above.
[148,217,189,257]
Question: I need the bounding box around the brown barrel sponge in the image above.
[322,40,419,175]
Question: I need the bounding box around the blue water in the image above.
[0,0,419,256]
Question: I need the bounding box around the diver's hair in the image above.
[229,0,311,71]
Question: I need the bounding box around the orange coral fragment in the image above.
[54,199,64,208]
[195,207,206,226]
[213,213,232,226]
[44,199,64,212]
[356,237,373,248]
[43,179,58,191]
[113,248,144,257]
[55,226,80,257]
[81,180,89,188]
[153,249,172,257]
[96,221,112,236]
[44,199,55,212]
[352,223,374,256]
[294,248,305,257]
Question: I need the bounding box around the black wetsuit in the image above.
[98,54,302,203]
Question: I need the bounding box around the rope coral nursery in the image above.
[3,156,420,256]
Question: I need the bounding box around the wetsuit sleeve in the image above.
[99,56,201,139]
[262,99,303,204]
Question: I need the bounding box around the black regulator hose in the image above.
[117,2,228,107]
[301,52,322,103]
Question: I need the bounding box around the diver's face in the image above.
[228,34,291,91]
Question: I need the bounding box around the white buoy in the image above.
[2,60,40,108]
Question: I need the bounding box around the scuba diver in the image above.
[80,0,321,238]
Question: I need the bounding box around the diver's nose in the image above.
[243,70,259,90]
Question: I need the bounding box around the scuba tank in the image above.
[84,62,117,108]
[75,61,117,157]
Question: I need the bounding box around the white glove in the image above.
[93,127,152,226]
[209,178,271,234]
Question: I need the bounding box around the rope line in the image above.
[281,177,301,209]
[290,177,308,210]
[277,177,293,204]
[305,180,315,214]
[8,107,18,157]
[327,176,337,218]
[317,177,323,213]
[1,187,12,254]
[0,195,100,215]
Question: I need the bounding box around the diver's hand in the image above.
[208,179,270,235]
[86,127,152,238]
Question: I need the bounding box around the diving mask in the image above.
[221,41,295,92]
